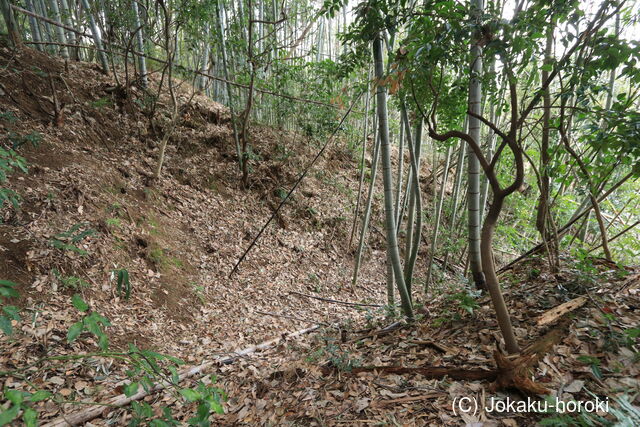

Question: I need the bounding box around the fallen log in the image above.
[347,365,498,381]
[536,296,587,326]
[42,324,321,427]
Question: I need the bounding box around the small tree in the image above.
[0,0,22,47]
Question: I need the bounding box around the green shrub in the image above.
[0,280,20,335]
[0,146,27,210]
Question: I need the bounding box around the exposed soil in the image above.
[2,42,638,426]
[0,41,427,423]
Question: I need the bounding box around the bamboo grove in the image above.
[2,0,639,352]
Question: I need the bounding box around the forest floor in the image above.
[1,43,639,426]
[215,257,639,426]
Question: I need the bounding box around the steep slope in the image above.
[0,41,411,418]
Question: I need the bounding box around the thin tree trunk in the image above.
[479,72,501,223]
[240,0,257,187]
[481,196,520,353]
[386,252,394,307]
[1,0,22,47]
[443,119,468,269]
[560,106,612,261]
[80,0,109,74]
[349,75,372,249]
[154,3,178,180]
[196,24,211,92]
[467,0,485,290]
[352,124,379,290]
[589,219,640,253]
[315,18,324,62]
[131,0,147,88]
[48,0,69,58]
[236,0,248,41]
[25,0,43,51]
[37,0,55,55]
[327,16,332,60]
[578,12,620,256]
[373,35,412,319]
[402,110,423,294]
[535,18,554,244]
[216,0,242,171]
[500,172,633,272]
[59,0,79,59]
[394,114,405,229]
[426,144,452,286]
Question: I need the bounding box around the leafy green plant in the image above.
[169,257,184,269]
[528,267,541,279]
[107,201,122,214]
[275,187,288,200]
[326,344,361,372]
[0,146,27,210]
[539,392,640,426]
[146,217,160,235]
[67,294,111,351]
[180,378,226,425]
[49,223,96,255]
[191,282,206,304]
[448,290,481,315]
[624,327,640,349]
[52,269,90,290]
[0,111,17,123]
[244,146,262,162]
[7,131,42,149]
[106,217,122,228]
[0,280,20,335]
[148,247,183,271]
[123,344,183,395]
[310,342,361,372]
[275,144,293,161]
[129,402,179,426]
[149,247,165,265]
[134,93,158,114]
[125,349,226,426]
[571,248,600,285]
[113,269,132,300]
[0,389,52,426]
[30,66,48,78]
[307,273,322,292]
[2,287,223,425]
[91,97,113,109]
[577,355,603,379]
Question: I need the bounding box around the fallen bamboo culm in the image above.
[42,324,320,427]
[288,291,382,308]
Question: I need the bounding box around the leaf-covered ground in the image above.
[207,259,639,425]
[1,43,638,425]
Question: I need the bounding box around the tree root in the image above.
[332,320,569,396]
